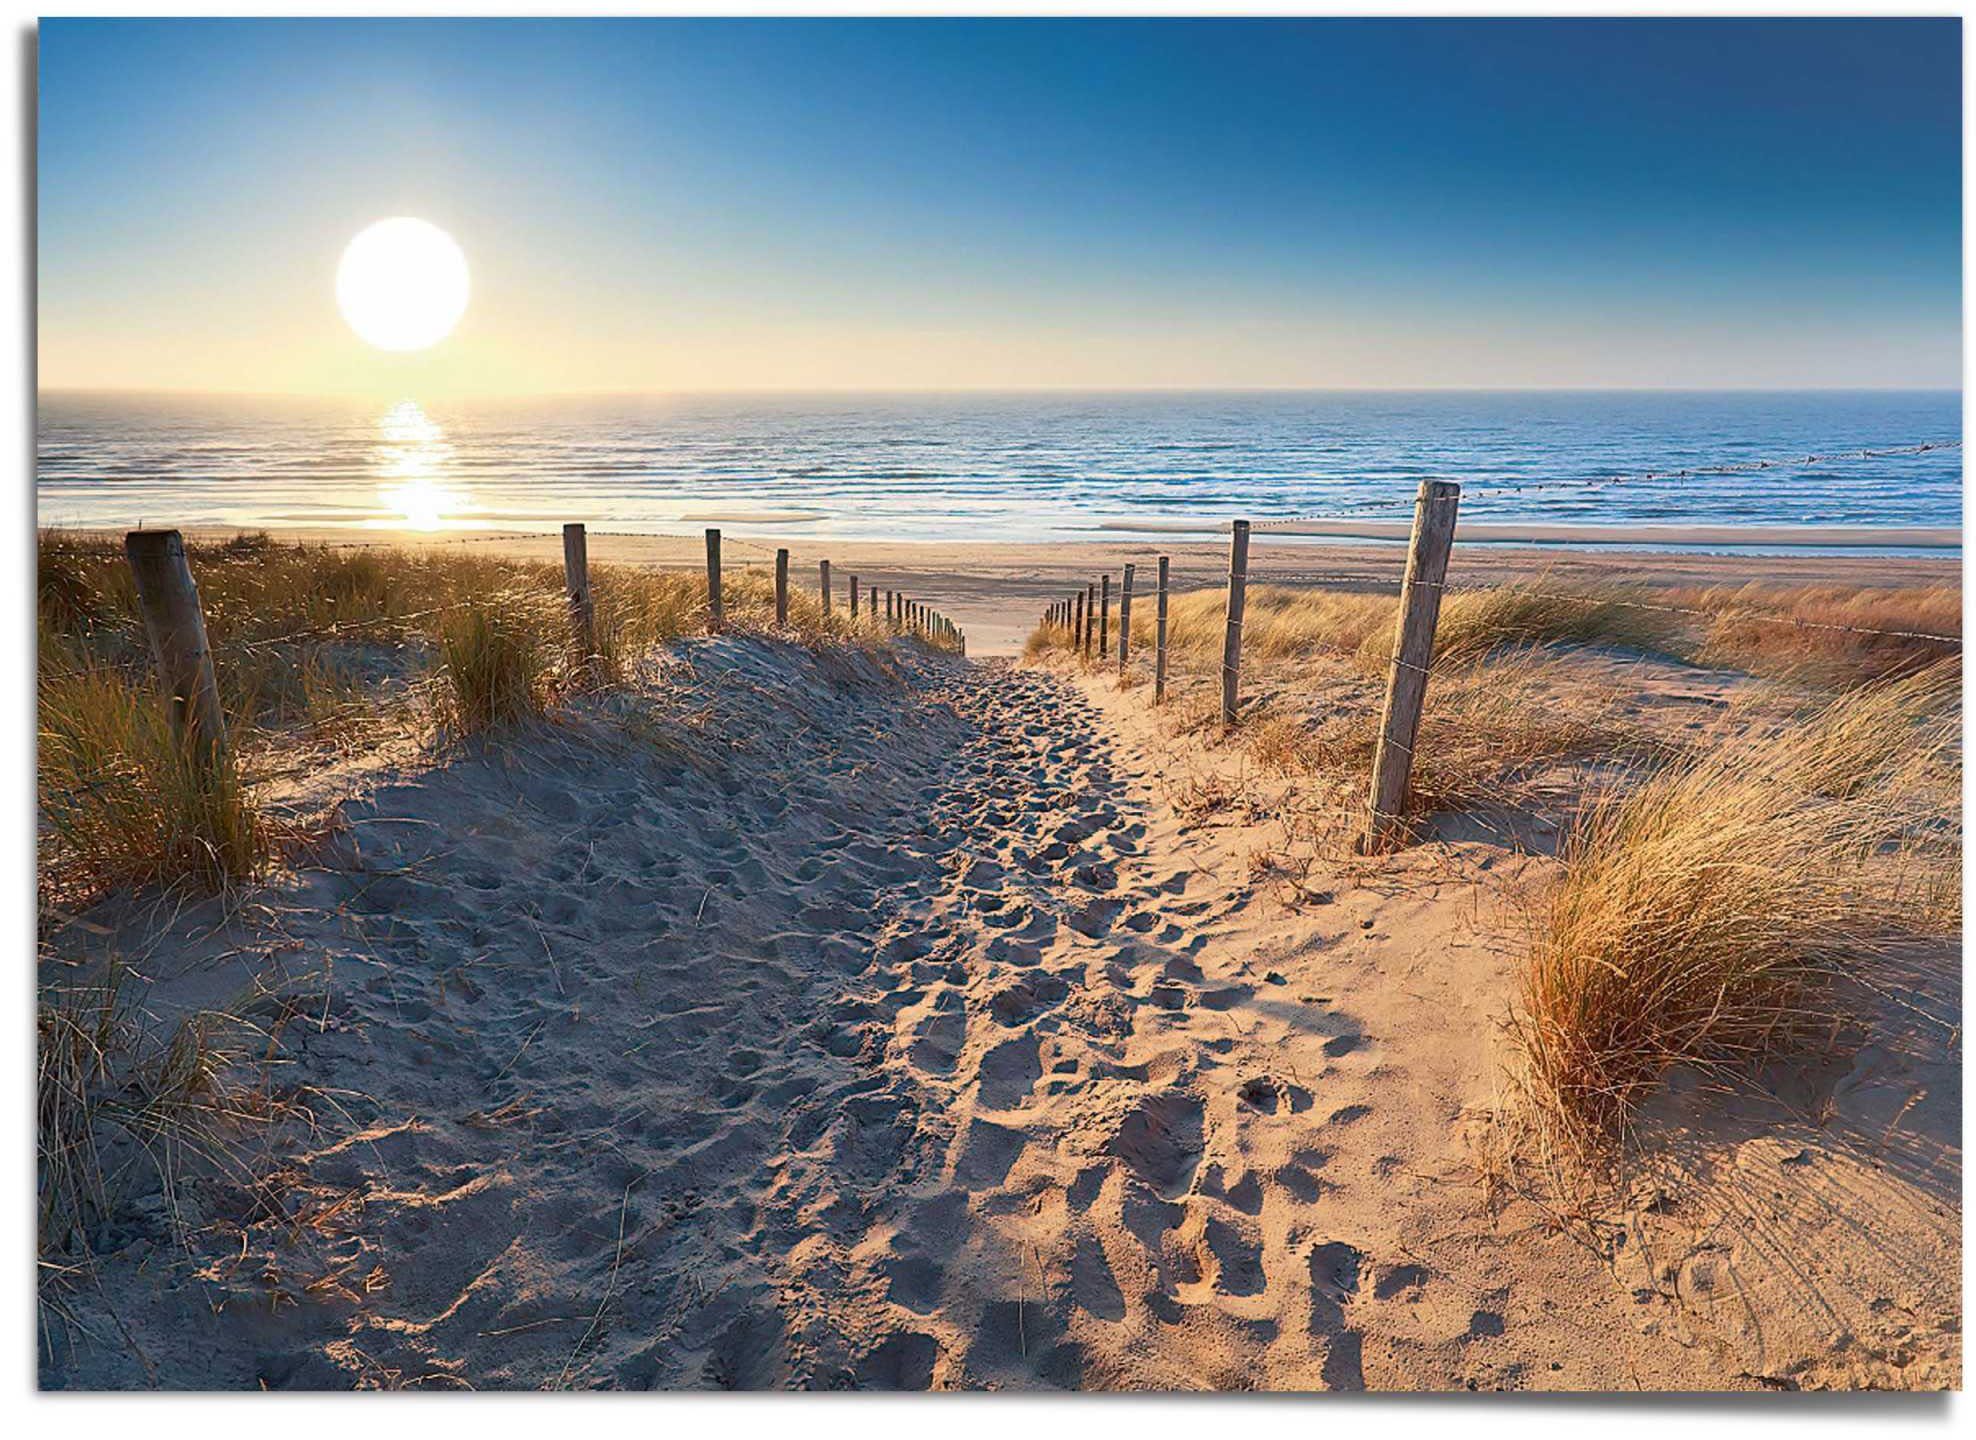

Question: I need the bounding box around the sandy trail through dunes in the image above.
[51,639,1771,1389]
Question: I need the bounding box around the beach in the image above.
[30,9,1967,1409]
[36,526,1961,1390]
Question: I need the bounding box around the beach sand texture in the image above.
[40,569,1959,1389]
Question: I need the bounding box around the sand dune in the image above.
[40,618,1959,1390]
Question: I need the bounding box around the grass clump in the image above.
[39,960,262,1263]
[437,603,552,733]
[1023,618,1077,662]
[1512,663,1960,1146]
[38,664,266,904]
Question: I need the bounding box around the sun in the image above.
[336,217,470,352]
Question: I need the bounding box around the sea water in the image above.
[36,389,1962,551]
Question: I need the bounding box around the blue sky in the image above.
[38,17,1963,392]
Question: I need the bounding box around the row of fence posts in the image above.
[114,522,967,797]
[1037,480,1460,854]
[696,526,963,652]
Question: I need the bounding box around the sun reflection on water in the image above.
[372,400,465,530]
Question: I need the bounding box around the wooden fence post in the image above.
[705,528,724,632]
[850,575,860,620]
[1362,481,1462,854]
[562,522,598,675]
[1154,555,1170,705]
[1117,563,1135,674]
[1220,520,1250,726]
[1099,574,1111,659]
[819,560,832,617]
[123,529,231,777]
[775,548,789,626]
[1083,583,1096,658]
[1073,588,1085,648]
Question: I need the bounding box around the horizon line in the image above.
[37,383,1967,401]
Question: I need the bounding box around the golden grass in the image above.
[1032,578,1689,681]
[1678,581,1961,686]
[1425,583,1682,668]
[1164,585,1394,663]
[436,601,554,733]
[1023,618,1077,662]
[38,661,267,902]
[1511,662,1960,1146]
[1241,650,1645,833]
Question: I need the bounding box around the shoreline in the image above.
[1096,518,1963,549]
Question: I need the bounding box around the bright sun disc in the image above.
[336,218,469,351]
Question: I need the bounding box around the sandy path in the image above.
[53,641,1775,1389]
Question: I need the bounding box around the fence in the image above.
[1035,461,1961,854]
[55,523,967,807]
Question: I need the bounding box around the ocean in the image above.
[35,389,1963,551]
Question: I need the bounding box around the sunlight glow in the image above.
[371,400,466,529]
[336,218,470,352]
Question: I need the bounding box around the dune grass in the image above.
[1511,662,1960,1146]
[38,958,266,1263]
[1162,584,1395,664]
[38,530,946,905]
[1423,583,1683,668]
[1032,578,1690,679]
[38,661,268,902]
[1240,650,1646,831]
[1679,581,1961,686]
[436,601,555,734]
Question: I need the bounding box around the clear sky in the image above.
[37,17,1963,395]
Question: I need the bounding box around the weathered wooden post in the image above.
[775,547,790,626]
[850,575,860,620]
[1083,583,1096,658]
[123,529,231,777]
[1362,481,1462,854]
[1154,555,1170,706]
[1099,574,1111,659]
[1117,563,1135,674]
[1220,520,1250,726]
[1073,588,1085,647]
[705,528,724,632]
[819,560,832,617]
[562,522,599,675]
